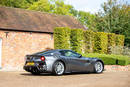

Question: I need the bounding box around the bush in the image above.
[115,35,124,46]
[123,46,130,56]
[98,57,116,65]
[70,29,84,54]
[117,59,128,66]
[111,54,130,65]
[115,35,124,54]
[125,36,130,47]
[84,30,95,53]
[109,46,124,55]
[54,27,125,55]
[83,53,130,65]
[94,32,108,54]
[107,33,116,54]
[54,27,71,49]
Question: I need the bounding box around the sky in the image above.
[65,0,130,14]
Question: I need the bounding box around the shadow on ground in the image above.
[20,72,100,76]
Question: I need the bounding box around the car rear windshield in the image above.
[32,50,55,55]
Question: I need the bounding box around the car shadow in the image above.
[20,72,99,76]
[64,72,100,76]
[20,73,54,76]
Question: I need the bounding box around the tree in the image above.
[27,0,74,15]
[53,0,73,15]
[95,0,130,46]
[0,0,39,8]
[70,9,97,31]
[28,0,54,12]
[77,11,96,31]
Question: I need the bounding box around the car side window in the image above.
[60,51,66,56]
[60,50,80,58]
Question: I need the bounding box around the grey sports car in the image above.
[24,49,104,75]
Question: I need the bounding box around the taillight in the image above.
[41,56,45,61]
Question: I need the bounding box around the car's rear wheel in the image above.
[94,61,103,73]
[53,61,65,76]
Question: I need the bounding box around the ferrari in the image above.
[24,49,104,75]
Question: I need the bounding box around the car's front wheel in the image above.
[94,61,104,73]
[53,61,65,75]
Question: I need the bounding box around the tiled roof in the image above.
[0,7,85,33]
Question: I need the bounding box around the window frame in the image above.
[59,50,81,58]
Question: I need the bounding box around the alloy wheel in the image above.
[54,61,64,75]
[95,61,103,73]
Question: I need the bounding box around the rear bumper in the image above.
[23,65,47,73]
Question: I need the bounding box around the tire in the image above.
[94,61,103,73]
[30,69,40,75]
[53,61,65,76]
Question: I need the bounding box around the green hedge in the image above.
[70,29,83,54]
[84,30,95,53]
[115,35,124,46]
[107,33,116,54]
[117,59,128,66]
[114,35,125,54]
[54,27,125,55]
[97,57,116,65]
[54,27,70,49]
[83,53,130,65]
[125,36,130,47]
[94,32,108,54]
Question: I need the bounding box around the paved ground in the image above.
[0,71,129,87]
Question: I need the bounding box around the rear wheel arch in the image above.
[53,60,66,70]
[52,60,66,75]
[96,60,104,68]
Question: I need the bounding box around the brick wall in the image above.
[0,30,54,71]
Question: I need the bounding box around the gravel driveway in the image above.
[0,71,129,87]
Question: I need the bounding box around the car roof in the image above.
[33,49,72,55]
[31,49,74,56]
[52,49,71,51]
[43,49,72,53]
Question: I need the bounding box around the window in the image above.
[60,50,80,58]
[51,34,53,40]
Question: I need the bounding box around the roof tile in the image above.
[0,7,85,33]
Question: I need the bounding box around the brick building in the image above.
[0,7,84,71]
